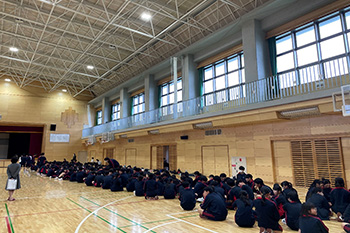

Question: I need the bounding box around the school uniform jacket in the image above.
[273,194,287,217]
[126,178,137,192]
[232,199,255,227]
[179,188,196,210]
[299,215,329,233]
[76,171,86,183]
[134,180,145,196]
[144,179,158,197]
[200,192,228,221]
[344,224,350,233]
[241,184,254,200]
[194,182,207,198]
[164,183,177,199]
[226,186,242,209]
[330,187,350,214]
[322,187,332,202]
[253,197,282,231]
[102,175,113,189]
[110,177,123,191]
[283,201,301,231]
[307,193,330,220]
[85,174,95,186]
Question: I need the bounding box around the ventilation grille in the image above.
[128,139,134,143]
[205,129,222,136]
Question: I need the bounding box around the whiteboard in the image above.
[50,134,70,143]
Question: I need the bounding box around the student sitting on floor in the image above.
[164,178,177,199]
[211,181,225,200]
[322,179,332,203]
[144,173,158,200]
[254,178,273,196]
[134,175,145,196]
[156,176,165,196]
[93,172,104,187]
[76,167,87,183]
[305,179,322,202]
[307,187,331,220]
[232,190,255,228]
[299,202,329,233]
[126,174,138,192]
[84,171,95,186]
[102,170,113,189]
[245,174,255,190]
[272,183,287,218]
[198,186,228,221]
[110,173,123,192]
[283,190,301,231]
[179,181,196,211]
[253,186,282,233]
[226,179,242,209]
[281,181,300,202]
[330,177,350,221]
[237,179,254,200]
[343,223,350,233]
[194,176,208,201]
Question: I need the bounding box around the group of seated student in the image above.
[31,159,350,233]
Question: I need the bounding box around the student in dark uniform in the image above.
[254,178,273,195]
[283,190,301,231]
[198,186,228,221]
[163,178,177,199]
[272,183,287,218]
[84,172,95,186]
[237,179,254,200]
[245,174,254,190]
[76,168,87,183]
[253,186,282,233]
[144,173,158,200]
[104,157,120,169]
[305,179,322,202]
[232,190,255,228]
[321,179,332,203]
[93,172,104,187]
[156,176,165,196]
[343,223,350,233]
[126,174,138,192]
[281,181,300,202]
[179,181,196,211]
[102,171,113,189]
[226,179,242,209]
[134,175,145,196]
[212,181,225,200]
[299,202,329,233]
[344,203,350,223]
[330,177,350,220]
[307,187,331,220]
[110,174,123,191]
[236,166,246,181]
[194,176,208,199]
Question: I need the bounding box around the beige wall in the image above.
[87,113,350,188]
[0,81,88,161]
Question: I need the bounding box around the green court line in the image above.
[66,198,126,233]
[119,214,198,229]
[5,204,14,233]
[80,196,156,233]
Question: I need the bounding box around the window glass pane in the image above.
[228,71,239,87]
[133,97,138,105]
[241,55,244,67]
[97,111,102,117]
[142,103,145,112]
[227,57,238,71]
[133,106,137,114]
[117,104,120,111]
[297,45,318,66]
[162,85,168,95]
[205,94,214,105]
[346,12,350,29]
[140,94,144,103]
[229,86,241,100]
[320,36,345,59]
[177,79,182,89]
[177,90,182,102]
[204,67,213,80]
[319,16,342,39]
[241,69,245,83]
[279,71,297,88]
[215,75,226,90]
[169,93,174,104]
[277,52,294,72]
[276,35,293,54]
[348,32,350,50]
[216,90,227,103]
[117,112,120,119]
[296,26,316,47]
[169,83,174,93]
[204,80,213,94]
[161,96,168,106]
[299,64,320,84]
[215,62,225,76]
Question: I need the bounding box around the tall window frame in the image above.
[275,7,350,89]
[111,102,121,121]
[202,52,245,106]
[160,78,183,116]
[131,93,145,116]
[96,110,102,125]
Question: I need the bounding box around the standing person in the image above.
[236,166,246,181]
[91,157,94,163]
[163,158,169,171]
[72,153,77,163]
[6,157,21,201]
[104,157,120,169]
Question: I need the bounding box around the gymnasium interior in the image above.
[0,0,350,232]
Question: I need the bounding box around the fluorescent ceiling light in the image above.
[87,65,94,70]
[62,89,67,92]
[4,78,11,82]
[119,134,127,138]
[9,47,19,52]
[193,121,213,129]
[141,12,152,21]
[278,106,320,119]
[148,129,159,135]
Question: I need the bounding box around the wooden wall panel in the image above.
[273,141,293,183]
[125,148,136,167]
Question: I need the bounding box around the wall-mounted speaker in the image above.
[180,135,188,140]
[50,124,56,131]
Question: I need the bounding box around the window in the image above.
[132,93,145,115]
[160,78,183,115]
[202,52,245,106]
[111,102,121,121]
[96,110,102,125]
[275,7,350,88]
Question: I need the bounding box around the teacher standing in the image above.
[6,157,21,201]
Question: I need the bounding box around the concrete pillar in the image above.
[182,54,199,100]
[145,74,157,112]
[120,88,130,118]
[102,97,111,124]
[86,104,95,127]
[242,19,269,82]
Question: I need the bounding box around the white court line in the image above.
[75,195,133,233]
[167,210,197,215]
[142,220,181,233]
[165,214,218,233]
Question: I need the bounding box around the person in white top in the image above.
[91,157,94,163]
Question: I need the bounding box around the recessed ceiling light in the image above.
[9,47,19,52]
[62,89,67,92]
[141,12,152,21]
[4,78,11,82]
[87,65,94,70]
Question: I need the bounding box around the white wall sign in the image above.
[231,156,247,177]
[50,134,70,143]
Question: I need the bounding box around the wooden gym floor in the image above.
[0,169,344,233]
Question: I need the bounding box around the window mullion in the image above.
[315,22,325,80]
[292,31,300,85]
